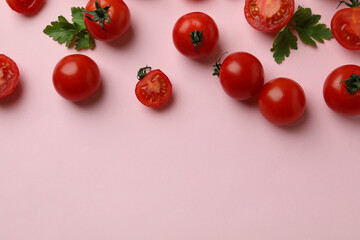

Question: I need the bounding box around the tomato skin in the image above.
[244,0,295,32]
[53,54,101,102]
[331,7,360,50]
[323,65,360,116]
[135,69,172,108]
[84,0,131,42]
[0,54,20,99]
[6,0,43,14]
[258,78,306,126]
[172,12,219,59]
[219,52,264,100]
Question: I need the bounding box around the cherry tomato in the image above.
[331,1,360,50]
[172,12,219,59]
[135,67,172,108]
[213,52,264,100]
[323,65,360,116]
[84,0,131,42]
[0,54,20,99]
[258,78,306,126]
[53,54,101,102]
[244,0,295,32]
[5,0,43,14]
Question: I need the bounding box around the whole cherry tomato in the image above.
[244,0,295,32]
[213,52,264,100]
[84,0,131,42]
[53,54,101,102]
[172,12,219,59]
[331,0,360,50]
[0,54,20,99]
[323,65,360,116]
[6,0,43,14]
[135,67,172,108]
[258,78,306,126]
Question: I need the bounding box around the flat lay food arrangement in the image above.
[1,0,360,239]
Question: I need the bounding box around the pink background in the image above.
[1,0,360,239]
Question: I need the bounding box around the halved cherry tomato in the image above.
[258,78,306,126]
[0,54,20,99]
[172,12,219,59]
[53,54,101,102]
[331,1,360,50]
[213,52,264,100]
[244,0,295,32]
[135,67,172,107]
[84,0,131,42]
[323,65,360,116]
[6,0,43,14]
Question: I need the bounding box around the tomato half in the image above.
[331,2,360,50]
[53,54,101,102]
[172,12,219,59]
[258,78,306,126]
[323,65,360,116]
[214,52,264,100]
[84,0,131,42]
[244,0,295,32]
[5,0,43,14]
[0,54,20,99]
[135,67,172,107]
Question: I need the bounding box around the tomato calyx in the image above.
[190,28,205,53]
[83,0,111,31]
[338,0,360,8]
[212,52,228,77]
[137,66,152,80]
[342,73,360,94]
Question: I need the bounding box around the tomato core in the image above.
[0,63,14,91]
[139,74,168,104]
[249,0,289,26]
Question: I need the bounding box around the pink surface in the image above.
[1,0,360,239]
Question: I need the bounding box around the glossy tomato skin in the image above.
[135,70,172,108]
[173,12,219,59]
[244,0,295,32]
[331,7,360,50]
[323,65,360,116]
[6,0,43,14]
[219,52,264,100]
[84,0,131,42]
[53,54,101,102]
[0,54,20,99]
[258,78,306,126]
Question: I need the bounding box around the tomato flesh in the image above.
[331,7,360,50]
[135,70,172,107]
[0,54,19,99]
[245,0,295,32]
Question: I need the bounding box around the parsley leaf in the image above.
[271,6,333,64]
[271,26,298,64]
[43,7,95,50]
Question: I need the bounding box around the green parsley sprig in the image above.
[271,6,333,64]
[43,7,95,50]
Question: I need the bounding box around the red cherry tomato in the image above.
[5,0,43,14]
[331,2,360,50]
[135,67,172,107]
[84,0,131,42]
[258,78,306,126]
[323,65,360,116]
[214,52,264,100]
[0,54,20,99]
[53,54,101,102]
[172,12,219,59]
[244,0,295,32]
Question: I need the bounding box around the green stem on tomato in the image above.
[137,66,152,80]
[337,0,360,8]
[212,52,228,77]
[342,74,360,94]
[83,0,111,31]
[190,28,206,54]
